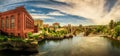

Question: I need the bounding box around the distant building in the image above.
[34,19,43,29]
[53,22,60,28]
[49,26,54,30]
[0,6,34,38]
[43,24,49,28]
[62,25,67,28]
[68,24,71,27]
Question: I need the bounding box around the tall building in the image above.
[0,6,34,38]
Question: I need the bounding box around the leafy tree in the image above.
[27,32,33,38]
[113,25,120,38]
[84,28,93,36]
[115,21,120,26]
[109,20,115,29]
[32,35,40,39]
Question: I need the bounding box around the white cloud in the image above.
[28,0,105,24]
[31,0,120,25]
[47,11,64,16]
[0,0,27,7]
[54,0,107,24]
[1,0,120,25]
[30,13,53,19]
[30,9,36,12]
[93,0,120,25]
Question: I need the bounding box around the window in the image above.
[0,19,1,28]
[1,18,4,28]
[11,15,15,28]
[26,17,30,29]
[18,14,20,29]
[25,17,33,29]
[6,17,9,28]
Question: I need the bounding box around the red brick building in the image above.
[0,6,34,38]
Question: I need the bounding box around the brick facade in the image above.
[0,6,34,38]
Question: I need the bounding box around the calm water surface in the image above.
[1,35,120,56]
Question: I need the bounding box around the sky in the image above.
[0,0,120,26]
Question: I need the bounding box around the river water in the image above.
[0,35,120,56]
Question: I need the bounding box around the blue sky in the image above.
[0,0,120,26]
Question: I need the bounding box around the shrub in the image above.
[113,25,120,38]
[27,32,33,38]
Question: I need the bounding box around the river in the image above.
[0,35,120,56]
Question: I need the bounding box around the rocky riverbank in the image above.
[0,38,39,53]
[0,32,74,53]
[103,35,120,42]
[43,34,73,40]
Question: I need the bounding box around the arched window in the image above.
[11,15,15,28]
[1,18,4,28]
[18,13,20,29]
[6,16,9,28]
[0,18,2,28]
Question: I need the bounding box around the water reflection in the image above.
[0,36,120,56]
[38,36,120,56]
[0,50,38,56]
[109,39,120,49]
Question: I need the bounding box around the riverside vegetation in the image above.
[0,20,120,53]
[0,34,38,53]
[84,20,120,41]
[28,26,78,40]
[0,24,78,53]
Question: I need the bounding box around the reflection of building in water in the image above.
[0,6,34,38]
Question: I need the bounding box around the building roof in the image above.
[53,22,60,26]
[0,6,33,21]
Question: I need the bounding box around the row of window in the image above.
[1,16,15,29]
[0,14,33,30]
[0,13,21,29]
[25,17,33,29]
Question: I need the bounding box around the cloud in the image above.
[53,0,106,24]
[57,0,120,25]
[26,0,105,24]
[30,9,36,12]
[47,11,64,16]
[0,0,27,7]
[1,0,120,25]
[30,13,53,19]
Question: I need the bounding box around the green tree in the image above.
[27,32,33,38]
[115,21,120,26]
[84,28,92,36]
[109,20,115,29]
[113,25,120,38]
